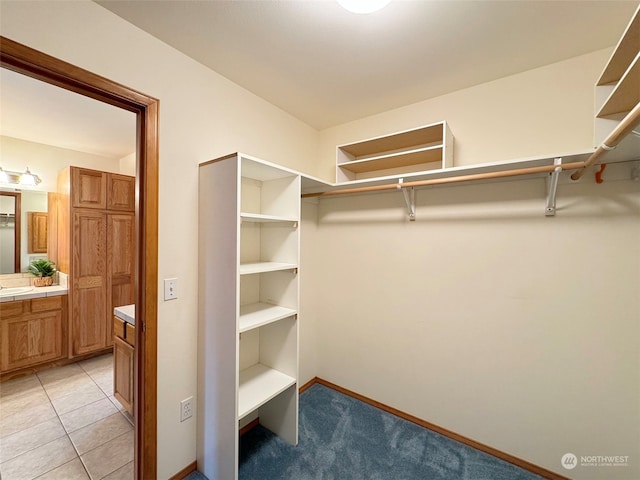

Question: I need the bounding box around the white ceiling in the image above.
[96,0,639,130]
[1,0,637,158]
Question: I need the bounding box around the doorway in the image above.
[0,36,158,479]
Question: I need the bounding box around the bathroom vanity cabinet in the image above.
[0,295,67,373]
[113,306,135,414]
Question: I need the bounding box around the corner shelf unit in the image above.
[198,153,300,480]
[594,4,640,149]
[336,121,454,183]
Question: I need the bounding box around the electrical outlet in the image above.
[164,278,178,300]
[180,396,193,422]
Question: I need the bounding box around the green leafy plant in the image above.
[28,259,57,278]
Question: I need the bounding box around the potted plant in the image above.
[28,259,57,287]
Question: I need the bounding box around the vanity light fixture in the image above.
[0,167,42,186]
[336,0,392,14]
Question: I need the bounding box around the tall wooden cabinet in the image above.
[198,153,300,480]
[56,167,135,357]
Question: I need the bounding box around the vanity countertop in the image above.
[0,285,68,303]
[114,304,135,326]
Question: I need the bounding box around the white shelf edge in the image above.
[596,52,640,119]
[336,121,446,150]
[238,363,296,419]
[336,144,444,168]
[239,303,297,333]
[240,212,298,223]
[239,262,298,275]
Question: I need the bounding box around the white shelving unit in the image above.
[594,4,640,153]
[336,121,454,183]
[198,153,300,480]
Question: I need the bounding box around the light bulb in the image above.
[0,168,8,184]
[336,0,392,14]
[20,167,37,186]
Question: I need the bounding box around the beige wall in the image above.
[0,1,319,478]
[307,166,640,478]
[0,135,125,193]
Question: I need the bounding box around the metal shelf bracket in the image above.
[397,179,416,221]
[545,158,562,217]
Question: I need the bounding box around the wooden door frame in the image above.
[1,37,158,479]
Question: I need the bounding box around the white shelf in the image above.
[239,262,297,275]
[239,303,297,333]
[336,121,453,183]
[199,153,300,480]
[240,212,297,223]
[594,5,640,147]
[337,145,445,174]
[238,363,296,419]
[597,52,640,118]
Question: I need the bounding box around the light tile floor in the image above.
[0,353,134,480]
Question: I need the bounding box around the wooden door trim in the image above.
[1,36,159,479]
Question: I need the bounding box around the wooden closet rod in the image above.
[302,161,586,198]
[571,101,640,181]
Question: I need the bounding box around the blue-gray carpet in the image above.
[188,383,543,480]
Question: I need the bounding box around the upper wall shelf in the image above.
[336,122,453,183]
[594,4,640,145]
[596,52,640,118]
[597,7,640,86]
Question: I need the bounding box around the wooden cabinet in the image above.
[71,210,107,355]
[336,121,454,183]
[71,168,107,209]
[70,168,135,211]
[107,214,136,347]
[113,315,134,414]
[56,166,135,357]
[107,174,136,211]
[198,153,300,480]
[27,212,48,254]
[0,296,67,372]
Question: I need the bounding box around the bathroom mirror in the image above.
[0,189,50,273]
[0,191,21,274]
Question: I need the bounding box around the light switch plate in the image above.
[164,278,178,300]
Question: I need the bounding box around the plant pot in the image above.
[33,277,53,287]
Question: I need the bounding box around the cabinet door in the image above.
[107,214,135,347]
[71,210,107,356]
[28,212,48,254]
[113,336,134,414]
[72,168,106,209]
[0,310,64,371]
[107,174,135,212]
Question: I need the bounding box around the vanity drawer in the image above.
[113,315,135,347]
[0,300,26,318]
[31,296,63,313]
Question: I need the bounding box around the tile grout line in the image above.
[36,368,92,480]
